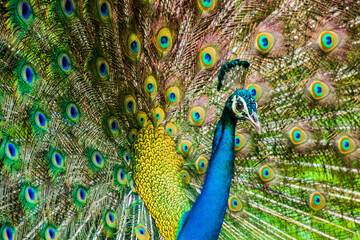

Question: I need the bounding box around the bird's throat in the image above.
[177,108,237,239]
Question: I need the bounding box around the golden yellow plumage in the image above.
[134,124,191,239]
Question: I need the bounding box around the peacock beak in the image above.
[246,112,261,133]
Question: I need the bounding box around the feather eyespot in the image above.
[19,185,38,210]
[136,112,148,128]
[130,180,136,192]
[18,0,32,23]
[21,64,36,86]
[143,76,157,96]
[51,151,64,170]
[57,53,71,73]
[228,196,242,212]
[44,225,58,240]
[127,33,141,57]
[319,31,340,53]
[66,103,80,123]
[24,186,38,204]
[180,140,192,157]
[35,111,49,131]
[74,186,88,205]
[98,0,111,21]
[115,168,127,185]
[196,156,208,174]
[5,141,19,162]
[1,224,15,240]
[128,129,137,143]
[166,86,180,106]
[337,136,356,155]
[259,165,275,182]
[123,152,131,165]
[189,107,205,126]
[91,151,105,169]
[108,117,119,136]
[198,0,215,11]
[96,58,109,80]
[199,47,217,69]
[289,127,308,145]
[155,28,172,52]
[181,170,190,183]
[104,210,117,228]
[246,84,263,101]
[124,95,136,114]
[309,81,330,100]
[256,32,275,54]
[153,107,165,124]
[309,192,325,210]
[135,225,150,240]
[165,123,177,137]
[61,0,75,18]
[234,133,247,151]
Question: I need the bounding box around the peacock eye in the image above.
[196,156,208,174]
[309,192,325,210]
[166,86,180,106]
[180,170,190,183]
[189,107,205,126]
[45,225,58,240]
[319,31,340,53]
[58,53,71,73]
[35,111,49,131]
[51,151,65,170]
[289,127,308,145]
[337,136,356,155]
[96,58,109,80]
[18,0,32,23]
[124,95,136,114]
[179,140,192,157]
[136,111,148,127]
[246,84,263,101]
[127,33,141,58]
[61,0,75,18]
[74,186,88,206]
[199,47,217,69]
[165,123,177,137]
[2,224,15,240]
[21,64,36,86]
[104,210,117,228]
[143,75,157,96]
[123,151,131,165]
[155,28,172,52]
[236,101,244,112]
[198,0,215,11]
[98,0,111,21]
[259,165,275,182]
[135,225,150,240]
[234,133,247,151]
[309,81,330,100]
[108,117,119,136]
[128,128,137,143]
[228,196,242,212]
[91,151,105,169]
[153,107,165,124]
[66,103,80,123]
[256,32,275,54]
[5,141,19,162]
[116,168,127,185]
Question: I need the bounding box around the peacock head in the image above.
[226,89,261,132]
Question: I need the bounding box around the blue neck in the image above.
[177,108,237,240]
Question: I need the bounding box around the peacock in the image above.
[0,0,359,239]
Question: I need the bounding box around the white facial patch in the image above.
[231,95,250,118]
